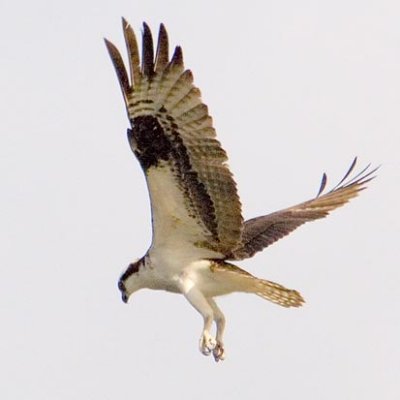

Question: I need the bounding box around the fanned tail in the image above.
[254,279,305,308]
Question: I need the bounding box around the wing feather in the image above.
[122,18,141,86]
[227,159,378,260]
[142,22,155,77]
[104,39,130,98]
[155,24,169,71]
[106,21,243,255]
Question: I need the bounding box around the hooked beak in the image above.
[121,292,129,303]
[118,279,128,303]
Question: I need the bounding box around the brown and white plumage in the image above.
[105,21,242,257]
[105,20,377,362]
[228,158,377,260]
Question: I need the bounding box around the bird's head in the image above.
[118,258,145,303]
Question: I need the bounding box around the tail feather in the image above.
[209,261,304,307]
[254,279,305,308]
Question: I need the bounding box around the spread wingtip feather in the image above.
[104,37,130,96]
[142,22,155,77]
[155,23,169,72]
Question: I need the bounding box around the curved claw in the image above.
[213,342,225,362]
[199,331,216,356]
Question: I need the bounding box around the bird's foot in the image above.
[199,331,216,356]
[213,341,225,362]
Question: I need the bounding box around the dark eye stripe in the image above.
[120,259,142,282]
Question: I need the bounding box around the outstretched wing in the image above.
[105,21,243,255]
[227,158,377,260]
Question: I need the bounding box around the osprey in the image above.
[105,20,376,362]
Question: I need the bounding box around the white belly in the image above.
[156,259,238,297]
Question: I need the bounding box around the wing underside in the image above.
[227,158,378,260]
[105,21,243,255]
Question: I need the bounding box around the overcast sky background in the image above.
[1,0,399,399]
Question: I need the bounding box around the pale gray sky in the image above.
[1,0,399,399]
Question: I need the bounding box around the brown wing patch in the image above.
[105,21,243,253]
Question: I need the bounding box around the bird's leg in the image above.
[183,287,216,356]
[207,298,226,362]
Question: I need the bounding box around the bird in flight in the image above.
[105,20,376,362]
